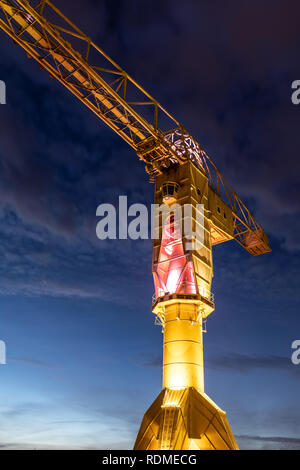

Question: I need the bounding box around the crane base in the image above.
[134,387,238,450]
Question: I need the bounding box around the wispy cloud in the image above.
[136,350,296,374]
[237,434,300,444]
[132,353,161,368]
[237,434,300,450]
[8,357,51,368]
[207,352,290,372]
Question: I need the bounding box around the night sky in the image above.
[0,0,300,450]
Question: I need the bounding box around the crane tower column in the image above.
[134,162,239,450]
[162,301,205,392]
[0,0,271,451]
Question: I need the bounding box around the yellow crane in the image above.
[0,0,271,450]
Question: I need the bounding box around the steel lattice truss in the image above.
[0,0,270,255]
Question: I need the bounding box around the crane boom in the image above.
[0,0,271,255]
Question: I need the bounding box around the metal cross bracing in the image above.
[0,0,271,256]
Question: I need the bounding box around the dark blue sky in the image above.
[0,0,300,449]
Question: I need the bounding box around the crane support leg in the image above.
[134,387,238,450]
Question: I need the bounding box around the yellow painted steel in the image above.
[0,1,271,451]
[0,0,271,254]
[135,161,238,450]
[134,388,239,450]
[163,302,205,392]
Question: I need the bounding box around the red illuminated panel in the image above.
[153,215,197,298]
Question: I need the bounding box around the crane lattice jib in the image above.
[0,0,271,255]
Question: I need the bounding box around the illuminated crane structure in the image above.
[0,0,271,450]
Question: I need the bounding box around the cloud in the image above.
[1,0,300,285]
[0,443,21,449]
[8,358,51,368]
[137,350,298,376]
[237,434,300,450]
[0,278,109,300]
[0,0,300,452]
[132,353,161,369]
[1,0,300,253]
[207,352,290,373]
[238,434,300,444]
